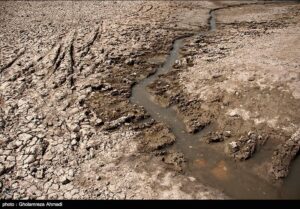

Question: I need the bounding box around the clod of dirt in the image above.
[226,132,268,160]
[102,114,135,131]
[161,151,185,172]
[205,131,231,143]
[269,128,300,179]
[138,122,176,152]
[184,113,211,134]
[132,119,155,131]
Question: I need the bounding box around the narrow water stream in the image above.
[130,9,300,199]
[209,10,217,31]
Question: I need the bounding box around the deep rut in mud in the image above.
[130,4,300,199]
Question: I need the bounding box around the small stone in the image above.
[96,176,102,181]
[95,118,103,126]
[71,139,77,146]
[68,124,80,132]
[68,169,75,177]
[188,176,196,182]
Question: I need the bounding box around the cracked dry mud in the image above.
[0,1,299,200]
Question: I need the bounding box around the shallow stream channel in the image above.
[130,7,300,199]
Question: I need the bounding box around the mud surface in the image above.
[0,1,227,199]
[0,0,299,200]
[146,1,300,199]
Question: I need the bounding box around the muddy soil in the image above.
[147,1,300,199]
[0,1,228,199]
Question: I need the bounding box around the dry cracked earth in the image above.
[0,0,300,200]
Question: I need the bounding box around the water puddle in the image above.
[130,9,300,199]
[209,10,217,31]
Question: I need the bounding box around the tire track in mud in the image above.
[0,48,25,74]
[79,22,103,58]
[68,33,75,87]
[135,4,153,15]
[52,44,63,70]
[47,31,76,78]
[0,22,104,107]
[43,24,103,86]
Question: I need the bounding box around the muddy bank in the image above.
[146,1,300,199]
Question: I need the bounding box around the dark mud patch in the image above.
[137,122,176,152]
[270,129,300,179]
[156,150,186,172]
[226,132,269,161]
